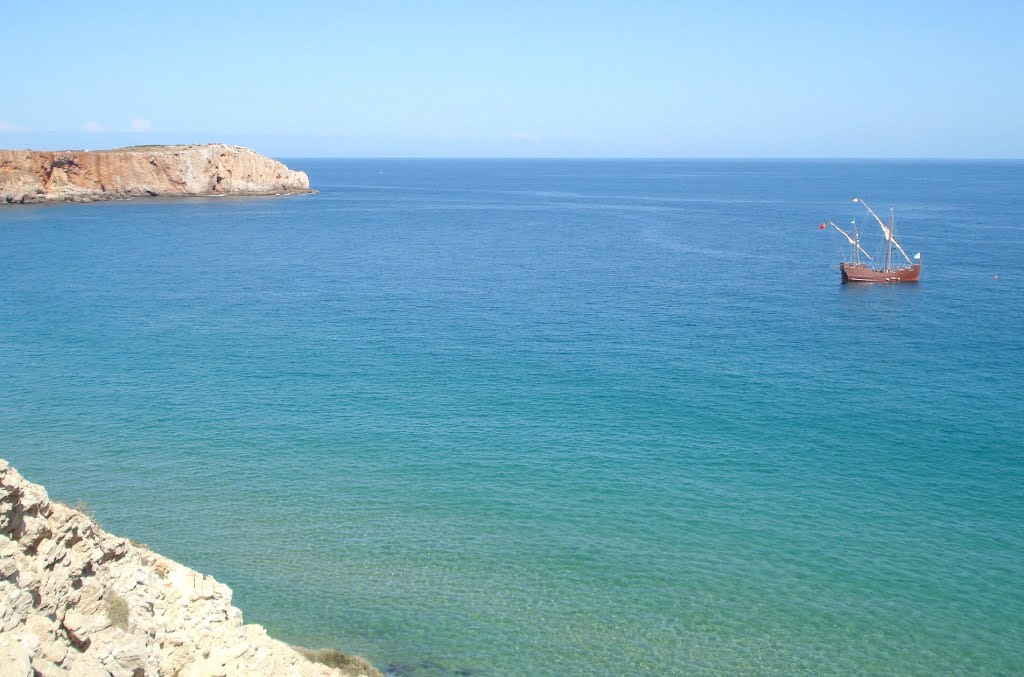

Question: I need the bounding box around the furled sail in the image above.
[853,198,913,265]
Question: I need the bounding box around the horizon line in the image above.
[3,145,1021,162]
[273,155,1024,162]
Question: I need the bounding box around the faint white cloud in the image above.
[0,121,21,133]
[128,118,152,132]
[513,131,539,142]
[82,121,104,133]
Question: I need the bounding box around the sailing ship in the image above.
[822,198,921,283]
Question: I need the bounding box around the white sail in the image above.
[827,221,873,261]
[853,198,913,265]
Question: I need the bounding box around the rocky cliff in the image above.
[0,145,312,204]
[0,459,381,677]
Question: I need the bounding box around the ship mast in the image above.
[885,208,894,272]
[852,219,862,264]
[827,220,873,262]
[852,198,913,268]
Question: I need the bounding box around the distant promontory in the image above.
[0,144,313,204]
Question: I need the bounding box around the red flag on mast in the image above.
[819,223,826,230]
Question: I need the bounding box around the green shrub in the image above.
[105,591,129,629]
[294,646,381,676]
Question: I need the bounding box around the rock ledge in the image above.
[0,144,313,204]
[0,458,380,677]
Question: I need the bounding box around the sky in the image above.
[2,1,1022,157]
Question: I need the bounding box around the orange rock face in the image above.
[0,144,312,204]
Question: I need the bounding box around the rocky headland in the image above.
[0,145,313,204]
[0,459,381,677]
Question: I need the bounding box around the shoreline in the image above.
[0,458,381,676]
[2,188,318,206]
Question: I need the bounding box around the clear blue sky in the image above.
[3,1,1021,157]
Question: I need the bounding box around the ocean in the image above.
[1,159,1021,675]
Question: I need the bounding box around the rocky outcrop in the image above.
[0,145,313,204]
[0,459,380,677]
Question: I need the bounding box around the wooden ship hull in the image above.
[840,262,921,283]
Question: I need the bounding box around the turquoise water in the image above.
[1,160,1022,675]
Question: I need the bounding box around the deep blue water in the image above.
[1,160,1022,675]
